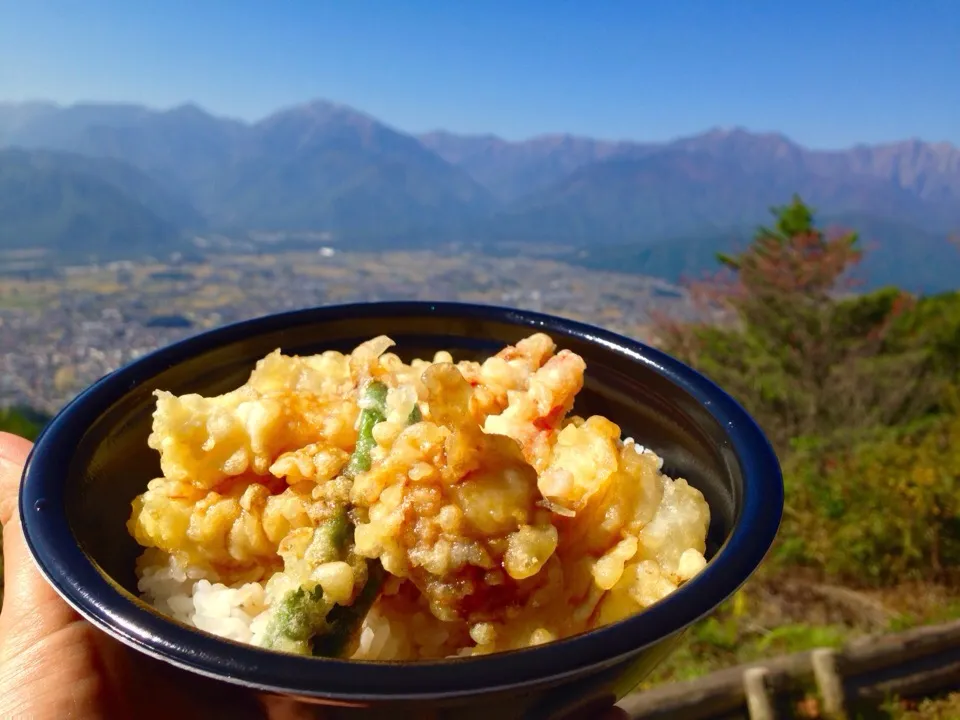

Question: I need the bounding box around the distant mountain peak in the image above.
[299,98,347,113]
[256,98,386,135]
[165,102,210,117]
[704,124,749,136]
[694,125,793,144]
[284,98,366,118]
[525,132,613,148]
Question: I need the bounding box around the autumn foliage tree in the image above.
[653,196,960,583]
[655,196,937,455]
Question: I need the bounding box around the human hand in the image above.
[0,432,627,720]
[0,432,271,719]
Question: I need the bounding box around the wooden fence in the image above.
[618,619,960,719]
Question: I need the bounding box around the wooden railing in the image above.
[618,619,960,719]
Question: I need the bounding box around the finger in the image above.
[0,513,80,655]
[0,431,65,618]
[0,432,33,527]
[0,432,79,654]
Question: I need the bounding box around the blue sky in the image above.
[1,0,958,148]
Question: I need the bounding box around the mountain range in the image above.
[1,99,958,291]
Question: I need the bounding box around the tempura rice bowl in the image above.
[20,302,783,718]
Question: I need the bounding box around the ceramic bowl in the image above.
[20,302,782,719]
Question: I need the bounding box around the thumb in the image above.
[0,432,32,527]
[0,432,80,655]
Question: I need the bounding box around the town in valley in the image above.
[0,246,691,416]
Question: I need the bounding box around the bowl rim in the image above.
[20,300,783,701]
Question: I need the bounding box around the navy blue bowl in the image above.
[20,302,782,719]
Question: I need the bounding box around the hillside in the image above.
[1,100,958,290]
[0,101,494,238]
[211,101,495,236]
[0,148,195,262]
[14,148,205,229]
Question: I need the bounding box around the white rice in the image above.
[137,558,404,657]
[138,560,269,646]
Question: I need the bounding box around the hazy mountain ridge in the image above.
[0,147,195,263]
[1,100,957,290]
[1,101,493,237]
[420,125,960,223]
[213,101,495,235]
[494,143,957,243]
[418,130,645,201]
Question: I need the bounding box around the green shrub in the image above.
[775,402,960,584]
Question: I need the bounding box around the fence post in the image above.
[812,648,846,717]
[743,666,775,720]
